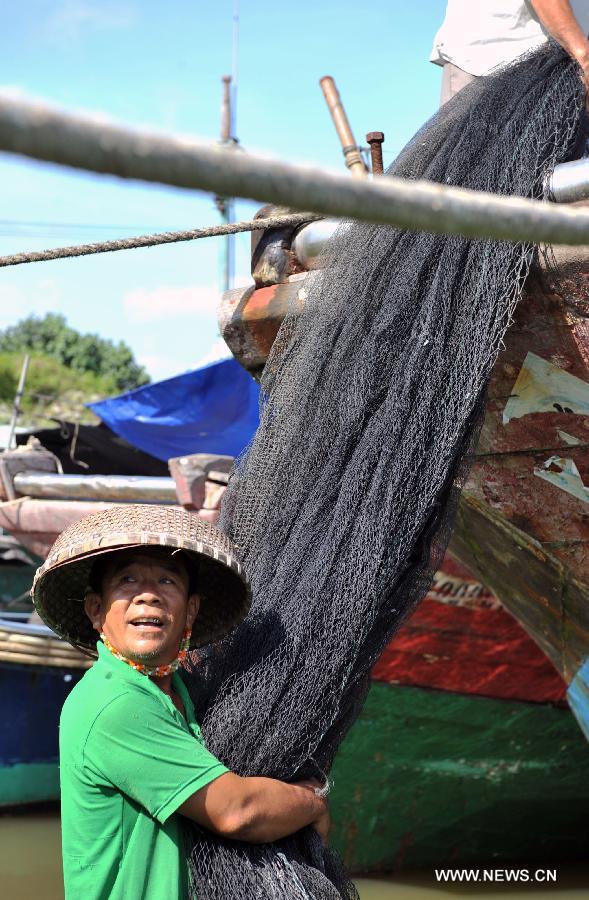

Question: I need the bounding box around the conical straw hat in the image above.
[32,504,250,653]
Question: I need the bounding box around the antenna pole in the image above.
[8,354,30,450]
[231,0,239,141]
[217,0,240,293]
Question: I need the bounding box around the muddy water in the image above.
[1,810,587,899]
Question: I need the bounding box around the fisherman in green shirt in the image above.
[33,505,329,900]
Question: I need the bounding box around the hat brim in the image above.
[33,534,251,653]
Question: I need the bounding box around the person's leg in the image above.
[440,62,477,106]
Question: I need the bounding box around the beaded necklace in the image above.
[100,627,191,678]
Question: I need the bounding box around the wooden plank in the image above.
[450,493,589,681]
[0,637,84,659]
[0,649,90,669]
[218,277,306,375]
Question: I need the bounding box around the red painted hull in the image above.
[375,588,567,705]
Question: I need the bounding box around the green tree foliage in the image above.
[0,352,116,425]
[0,314,150,392]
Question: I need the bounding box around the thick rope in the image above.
[0,213,321,268]
[2,94,589,245]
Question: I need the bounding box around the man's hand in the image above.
[292,779,331,845]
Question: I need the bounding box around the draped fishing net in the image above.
[183,42,586,898]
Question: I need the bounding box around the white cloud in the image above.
[0,85,29,99]
[42,1,136,43]
[137,353,183,382]
[0,280,62,328]
[123,284,221,323]
[138,338,233,382]
[195,338,231,368]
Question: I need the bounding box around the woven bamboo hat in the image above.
[32,504,251,653]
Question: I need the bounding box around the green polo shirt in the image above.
[59,641,228,900]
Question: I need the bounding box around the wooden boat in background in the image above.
[0,534,38,613]
[0,616,89,807]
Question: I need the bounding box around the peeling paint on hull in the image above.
[502,351,589,425]
[534,455,589,506]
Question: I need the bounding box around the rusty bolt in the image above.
[366,131,385,176]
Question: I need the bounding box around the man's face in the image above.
[84,549,199,667]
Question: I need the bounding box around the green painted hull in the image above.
[0,564,37,610]
[0,762,59,807]
[329,682,589,872]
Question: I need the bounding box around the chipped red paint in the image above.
[428,555,500,608]
[218,278,305,375]
[372,554,564,703]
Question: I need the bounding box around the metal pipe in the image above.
[8,354,30,450]
[0,619,55,637]
[6,95,589,245]
[13,472,178,503]
[548,157,589,203]
[231,0,239,140]
[292,219,342,269]
[217,75,235,293]
[319,77,367,178]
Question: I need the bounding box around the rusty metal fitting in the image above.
[366,131,385,176]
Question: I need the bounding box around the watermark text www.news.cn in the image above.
[434,868,557,884]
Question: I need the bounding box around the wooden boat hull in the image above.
[0,565,37,611]
[325,559,589,871]
[330,680,589,872]
[0,660,84,807]
[0,622,89,808]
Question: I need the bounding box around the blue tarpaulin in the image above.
[90,357,260,462]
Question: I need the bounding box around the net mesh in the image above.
[183,42,586,898]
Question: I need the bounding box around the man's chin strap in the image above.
[99,628,191,678]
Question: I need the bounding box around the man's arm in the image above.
[178,773,330,844]
[531,1,589,80]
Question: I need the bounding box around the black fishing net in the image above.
[183,42,586,898]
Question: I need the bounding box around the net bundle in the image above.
[183,43,585,898]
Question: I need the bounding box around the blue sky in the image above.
[0,1,444,382]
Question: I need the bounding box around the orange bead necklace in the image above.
[100,628,191,678]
